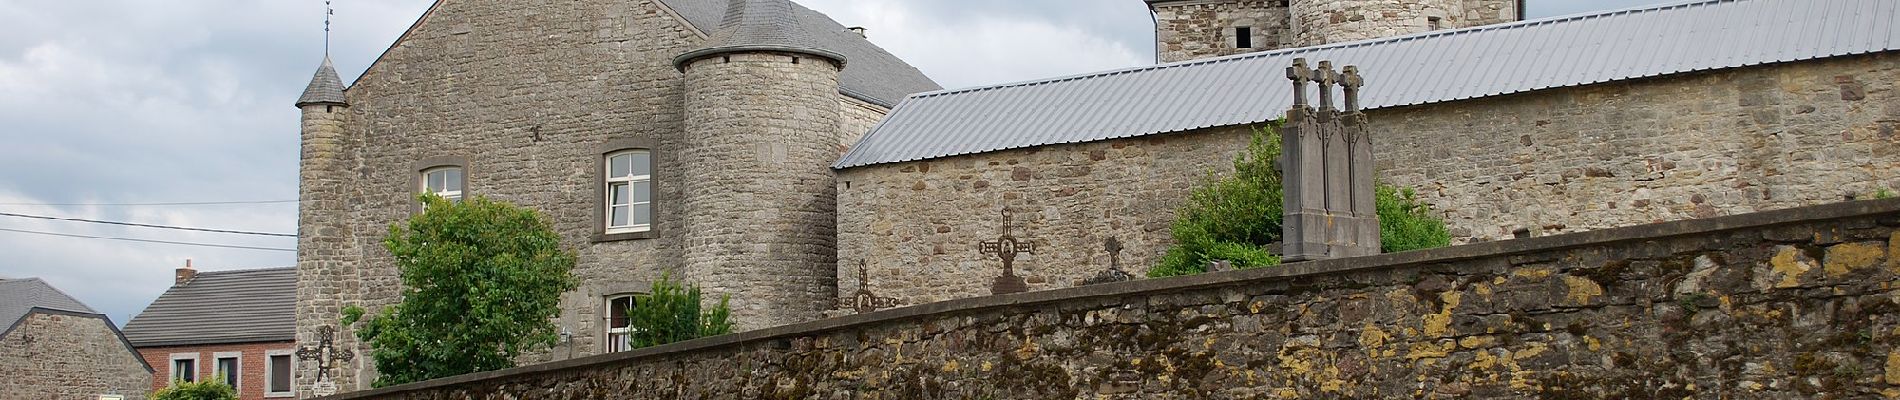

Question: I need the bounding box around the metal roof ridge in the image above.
[906,0,1746,101]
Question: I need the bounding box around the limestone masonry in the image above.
[321,199,1900,399]
[1149,0,1519,63]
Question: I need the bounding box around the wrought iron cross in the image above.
[296,326,354,384]
[979,209,1036,294]
[1104,237,1123,271]
[843,260,901,313]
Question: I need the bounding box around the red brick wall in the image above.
[137,341,295,400]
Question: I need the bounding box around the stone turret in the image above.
[673,0,845,330]
[1148,0,1520,62]
[292,56,362,394]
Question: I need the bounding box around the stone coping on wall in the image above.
[320,197,1900,399]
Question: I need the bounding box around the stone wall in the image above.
[319,199,1900,399]
[1152,0,1519,63]
[0,311,150,400]
[1152,0,1291,63]
[136,341,296,400]
[296,0,883,392]
[838,51,1900,304]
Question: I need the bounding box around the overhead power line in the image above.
[0,226,295,252]
[0,212,297,237]
[0,199,299,206]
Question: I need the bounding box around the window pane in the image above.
[269,355,291,392]
[609,297,630,328]
[609,154,630,178]
[218,358,238,387]
[611,205,629,227]
[630,151,651,177]
[610,183,629,206]
[426,171,443,191]
[632,180,651,203]
[632,203,652,226]
[175,360,194,382]
[445,168,463,192]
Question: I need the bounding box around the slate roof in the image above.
[295,56,348,107]
[834,0,1900,169]
[0,278,98,334]
[659,0,940,107]
[121,267,296,347]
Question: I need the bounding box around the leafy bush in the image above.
[1149,123,1450,277]
[345,194,578,387]
[619,274,734,350]
[151,381,236,400]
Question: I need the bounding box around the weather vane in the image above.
[324,1,335,56]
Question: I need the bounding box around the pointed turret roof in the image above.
[672,0,847,71]
[295,56,348,108]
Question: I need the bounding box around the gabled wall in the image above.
[0,312,150,400]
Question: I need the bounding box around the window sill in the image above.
[265,392,295,398]
[593,230,654,242]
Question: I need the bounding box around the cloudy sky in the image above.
[0,0,1667,325]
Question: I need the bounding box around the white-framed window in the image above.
[604,150,652,233]
[604,294,642,352]
[265,349,295,397]
[168,353,199,385]
[422,166,464,202]
[213,352,241,390]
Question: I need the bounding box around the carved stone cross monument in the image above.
[296,325,354,396]
[1282,58,1380,261]
[842,260,901,313]
[979,209,1035,295]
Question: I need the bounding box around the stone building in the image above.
[294,0,1899,395]
[290,0,935,393]
[0,278,152,400]
[1147,0,1521,63]
[835,0,1899,306]
[123,265,297,399]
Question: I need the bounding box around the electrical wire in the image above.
[0,212,296,237]
[0,199,298,206]
[0,227,295,252]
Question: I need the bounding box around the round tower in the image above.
[673,0,846,330]
[292,56,362,393]
[1291,0,1464,46]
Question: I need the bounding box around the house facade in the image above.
[0,278,151,400]
[123,266,298,399]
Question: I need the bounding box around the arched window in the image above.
[604,294,641,352]
[604,150,652,233]
[421,166,464,202]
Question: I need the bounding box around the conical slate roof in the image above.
[672,0,847,71]
[295,56,348,107]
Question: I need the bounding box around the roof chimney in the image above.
[847,26,866,37]
[175,259,197,285]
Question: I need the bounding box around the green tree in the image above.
[151,381,236,400]
[344,194,578,387]
[618,274,734,350]
[1149,123,1451,277]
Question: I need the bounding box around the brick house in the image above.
[0,277,152,399]
[123,266,297,399]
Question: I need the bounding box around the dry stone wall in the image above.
[0,312,150,400]
[838,52,1900,304]
[318,199,1900,399]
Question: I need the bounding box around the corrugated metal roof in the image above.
[0,278,97,331]
[835,0,1900,169]
[121,267,296,347]
[659,0,941,107]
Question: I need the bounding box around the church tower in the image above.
[673,0,845,330]
[292,56,365,394]
[1148,0,1521,63]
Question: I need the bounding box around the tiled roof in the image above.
[121,267,296,347]
[834,0,1900,168]
[660,0,940,107]
[296,56,348,107]
[0,278,97,333]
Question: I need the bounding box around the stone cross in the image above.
[296,325,354,393]
[1281,58,1381,261]
[979,209,1035,295]
[843,260,901,313]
